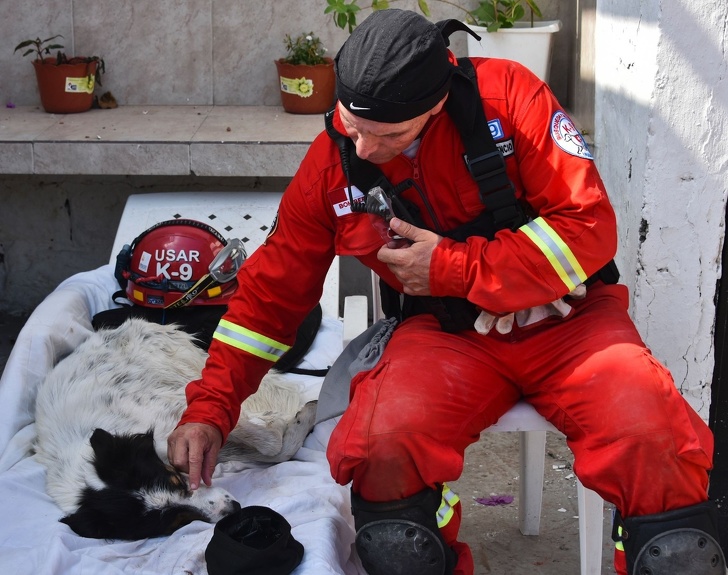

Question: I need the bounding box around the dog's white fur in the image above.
[34,318,317,527]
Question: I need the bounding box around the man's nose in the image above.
[354,134,377,160]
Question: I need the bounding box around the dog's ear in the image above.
[89,427,114,447]
[89,428,166,490]
[89,428,128,486]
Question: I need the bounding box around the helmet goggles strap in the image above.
[164,238,246,309]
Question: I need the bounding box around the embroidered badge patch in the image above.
[264,212,279,245]
[550,111,593,160]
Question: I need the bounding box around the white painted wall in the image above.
[595,0,728,420]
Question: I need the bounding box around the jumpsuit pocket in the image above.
[334,213,383,257]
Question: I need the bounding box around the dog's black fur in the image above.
[61,429,241,540]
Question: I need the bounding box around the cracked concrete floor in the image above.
[452,431,615,574]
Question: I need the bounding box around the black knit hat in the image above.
[334,9,455,123]
[205,506,304,575]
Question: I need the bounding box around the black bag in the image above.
[205,506,304,575]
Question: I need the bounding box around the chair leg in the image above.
[577,479,604,575]
[518,430,547,536]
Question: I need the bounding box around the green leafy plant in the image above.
[324,0,543,33]
[282,32,329,66]
[325,0,397,33]
[13,35,65,60]
[471,0,543,32]
[14,35,106,86]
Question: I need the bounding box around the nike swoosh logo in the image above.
[349,103,371,111]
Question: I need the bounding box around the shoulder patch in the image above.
[550,111,593,160]
[264,211,278,245]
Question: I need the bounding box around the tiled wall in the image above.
[1,0,575,316]
[4,0,571,108]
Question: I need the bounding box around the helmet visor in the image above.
[208,238,247,283]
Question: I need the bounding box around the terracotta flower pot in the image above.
[32,58,98,114]
[274,57,335,115]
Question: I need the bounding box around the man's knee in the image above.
[613,501,726,574]
[351,487,457,575]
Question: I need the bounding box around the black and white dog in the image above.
[34,318,318,540]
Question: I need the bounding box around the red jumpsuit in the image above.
[178,57,714,574]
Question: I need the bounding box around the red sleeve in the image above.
[430,59,617,314]
[178,135,339,440]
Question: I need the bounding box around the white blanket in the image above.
[0,264,363,575]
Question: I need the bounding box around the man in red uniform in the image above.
[168,9,722,575]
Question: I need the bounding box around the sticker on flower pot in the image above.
[550,110,593,160]
[65,75,95,94]
[279,76,314,98]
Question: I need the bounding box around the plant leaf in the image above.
[512,4,525,22]
[13,39,36,52]
[524,0,543,18]
[417,0,430,17]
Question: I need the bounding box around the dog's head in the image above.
[60,428,239,540]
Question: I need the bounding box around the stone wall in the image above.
[4,0,571,108]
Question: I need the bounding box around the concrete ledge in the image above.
[0,106,324,177]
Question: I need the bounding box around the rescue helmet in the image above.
[115,219,246,309]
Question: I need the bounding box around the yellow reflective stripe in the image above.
[519,217,588,291]
[436,484,461,529]
[615,525,625,551]
[212,319,291,362]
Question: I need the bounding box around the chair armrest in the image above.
[342,295,368,348]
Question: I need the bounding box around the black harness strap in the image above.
[447,58,527,232]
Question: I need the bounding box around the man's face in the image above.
[338,101,443,164]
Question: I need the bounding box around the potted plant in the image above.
[464,1,561,82]
[14,35,105,114]
[274,32,335,115]
[324,0,560,81]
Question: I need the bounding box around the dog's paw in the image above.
[295,401,318,428]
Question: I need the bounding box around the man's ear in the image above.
[431,94,449,116]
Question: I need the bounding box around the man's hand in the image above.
[377,218,442,296]
[167,423,222,490]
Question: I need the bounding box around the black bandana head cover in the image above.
[334,9,455,123]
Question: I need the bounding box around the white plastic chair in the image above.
[370,273,605,575]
